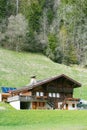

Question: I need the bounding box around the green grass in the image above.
[0,48,87,99]
[0,48,87,130]
[0,102,15,110]
[0,110,87,130]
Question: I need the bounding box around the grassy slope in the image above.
[0,102,14,110]
[0,48,87,99]
[0,48,87,130]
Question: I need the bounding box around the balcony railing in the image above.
[7,95,47,102]
[7,95,20,102]
[7,95,32,102]
[7,95,76,103]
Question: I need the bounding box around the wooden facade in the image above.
[7,74,81,110]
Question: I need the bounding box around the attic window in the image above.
[53,93,56,97]
[40,92,44,96]
[36,92,39,96]
[49,93,52,97]
[36,92,44,96]
[48,93,60,98]
[56,93,60,98]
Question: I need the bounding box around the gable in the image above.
[10,74,81,95]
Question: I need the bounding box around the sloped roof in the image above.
[11,74,81,94]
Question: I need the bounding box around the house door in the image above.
[36,102,45,109]
[32,102,45,109]
[55,102,58,109]
[32,102,37,109]
[66,104,68,110]
[39,102,45,108]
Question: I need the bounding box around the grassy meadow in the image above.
[0,110,87,130]
[0,48,87,130]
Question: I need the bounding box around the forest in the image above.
[0,0,87,66]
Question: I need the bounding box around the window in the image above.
[53,93,56,97]
[72,104,75,108]
[40,92,44,96]
[49,93,59,98]
[49,93,52,97]
[36,92,39,96]
[36,92,44,96]
[56,93,60,98]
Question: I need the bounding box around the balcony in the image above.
[7,95,47,102]
[7,95,32,102]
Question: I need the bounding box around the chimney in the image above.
[30,75,37,85]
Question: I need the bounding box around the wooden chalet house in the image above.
[7,74,81,110]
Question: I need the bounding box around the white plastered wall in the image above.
[68,102,77,110]
[64,101,78,110]
[10,101,20,110]
[58,102,62,109]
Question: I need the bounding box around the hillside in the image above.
[0,48,87,99]
[0,0,87,66]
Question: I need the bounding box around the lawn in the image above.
[0,110,87,130]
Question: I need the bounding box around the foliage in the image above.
[48,33,57,52]
[55,0,87,65]
[0,0,7,20]
[0,0,87,65]
[64,43,79,65]
[28,1,42,32]
[4,14,28,51]
[6,0,17,16]
[25,30,44,52]
[46,33,57,61]
[45,0,55,24]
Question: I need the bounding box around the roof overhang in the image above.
[11,74,81,94]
